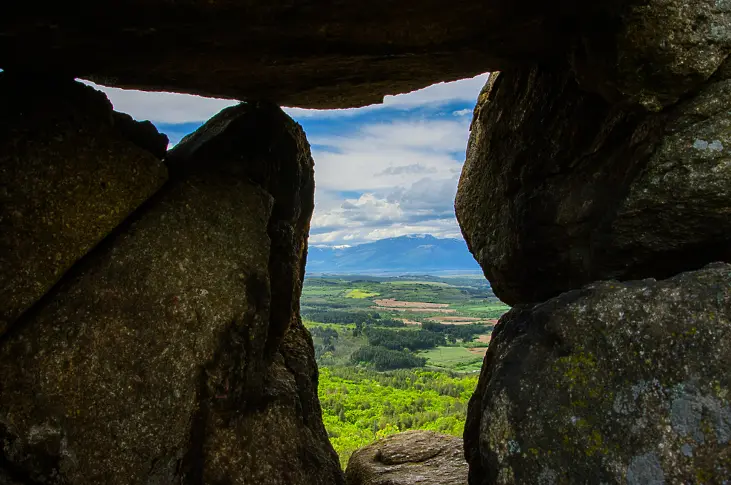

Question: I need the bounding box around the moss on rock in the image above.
[465,263,731,484]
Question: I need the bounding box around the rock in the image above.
[345,431,468,485]
[0,1,645,108]
[0,102,343,485]
[3,1,729,108]
[573,0,731,109]
[112,112,169,159]
[456,64,731,305]
[464,263,731,484]
[0,74,168,335]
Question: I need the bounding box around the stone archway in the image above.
[1,1,730,483]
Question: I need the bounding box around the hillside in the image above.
[307,235,481,274]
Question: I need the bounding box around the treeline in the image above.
[364,328,445,351]
[329,367,473,397]
[310,326,339,356]
[303,310,404,327]
[351,328,442,370]
[350,325,493,370]
[350,345,426,371]
[421,322,492,342]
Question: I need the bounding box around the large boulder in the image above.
[572,0,731,109]
[0,1,668,108]
[456,62,731,305]
[464,263,731,484]
[0,102,343,485]
[0,74,168,335]
[346,431,468,485]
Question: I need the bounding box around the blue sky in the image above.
[86,74,489,246]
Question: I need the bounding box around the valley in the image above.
[301,274,510,466]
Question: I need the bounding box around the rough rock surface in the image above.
[346,431,467,485]
[0,102,343,485]
[573,0,731,109]
[456,63,731,305]
[464,263,731,484]
[0,74,168,335]
[0,1,661,108]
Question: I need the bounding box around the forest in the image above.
[319,367,478,467]
[301,274,509,466]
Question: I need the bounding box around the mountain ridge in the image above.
[306,235,481,274]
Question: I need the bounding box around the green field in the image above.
[419,346,484,372]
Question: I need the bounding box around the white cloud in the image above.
[311,118,470,194]
[308,215,462,246]
[452,109,473,117]
[381,73,489,107]
[302,104,480,245]
[80,80,238,124]
[310,174,462,246]
[313,119,470,153]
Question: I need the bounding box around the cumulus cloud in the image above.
[376,164,437,176]
[310,175,462,246]
[310,117,470,195]
[304,107,480,245]
[308,216,462,245]
[452,108,473,117]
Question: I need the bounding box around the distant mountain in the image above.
[306,235,481,274]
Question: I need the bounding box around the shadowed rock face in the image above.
[346,431,468,485]
[0,1,637,108]
[456,62,731,306]
[0,74,168,335]
[571,0,731,109]
[4,1,728,108]
[0,103,343,485]
[465,263,731,484]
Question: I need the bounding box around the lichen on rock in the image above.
[464,263,731,484]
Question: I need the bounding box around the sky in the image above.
[86,74,489,247]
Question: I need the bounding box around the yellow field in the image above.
[345,289,379,299]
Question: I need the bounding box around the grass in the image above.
[452,303,510,318]
[345,289,379,299]
[419,346,485,372]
